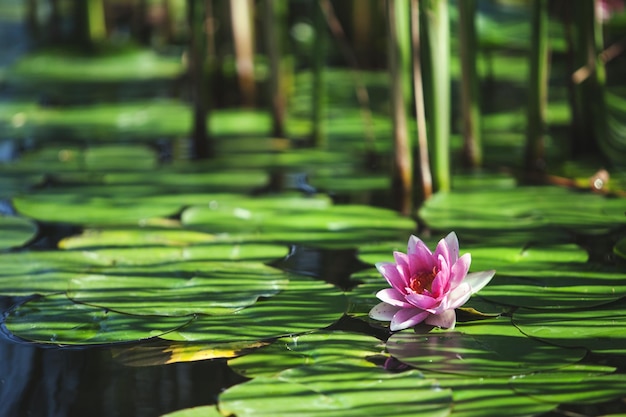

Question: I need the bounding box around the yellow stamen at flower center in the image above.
[408,267,438,294]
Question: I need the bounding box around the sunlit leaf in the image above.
[0,215,37,250]
[228,331,385,378]
[0,250,110,296]
[219,364,452,417]
[513,301,626,354]
[509,364,626,404]
[160,274,347,343]
[113,340,270,366]
[160,405,225,417]
[4,293,193,345]
[387,318,586,376]
[66,262,289,316]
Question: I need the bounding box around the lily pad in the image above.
[83,145,158,171]
[161,406,225,417]
[509,364,626,404]
[228,331,385,378]
[219,364,452,417]
[113,339,270,366]
[432,376,558,417]
[182,203,415,247]
[513,301,626,354]
[58,226,217,249]
[4,293,192,345]
[386,318,586,376]
[0,250,111,296]
[419,186,626,242]
[66,262,289,316]
[62,242,288,266]
[0,215,37,250]
[159,274,347,343]
[467,244,626,309]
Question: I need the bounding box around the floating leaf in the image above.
[468,244,626,309]
[219,364,452,417]
[160,275,347,343]
[113,340,270,366]
[0,250,110,296]
[183,203,415,247]
[66,262,289,316]
[161,405,225,417]
[509,364,626,404]
[513,301,626,354]
[4,293,192,345]
[228,331,385,378]
[0,215,37,250]
[387,318,586,376]
[419,186,626,242]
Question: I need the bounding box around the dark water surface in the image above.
[0,336,241,417]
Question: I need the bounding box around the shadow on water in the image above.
[0,298,244,417]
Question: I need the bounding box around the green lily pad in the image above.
[466,244,626,309]
[61,241,288,265]
[228,331,385,378]
[159,274,347,343]
[219,364,452,417]
[513,301,626,354]
[58,226,217,249]
[419,186,626,242]
[113,339,270,366]
[386,318,586,376]
[432,376,558,417]
[83,145,157,171]
[509,364,626,404]
[66,262,289,316]
[161,406,225,417]
[0,215,37,250]
[12,187,228,226]
[0,250,110,296]
[614,237,626,260]
[4,293,192,345]
[182,203,415,247]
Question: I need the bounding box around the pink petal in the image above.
[465,270,496,294]
[376,288,412,308]
[390,308,430,331]
[407,236,436,274]
[449,253,472,289]
[424,309,456,329]
[431,254,450,296]
[446,282,473,310]
[434,236,451,268]
[393,251,410,269]
[405,292,438,310]
[444,232,460,264]
[376,262,408,290]
[369,302,402,321]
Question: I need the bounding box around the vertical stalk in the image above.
[312,0,327,148]
[230,0,257,107]
[386,0,413,215]
[421,0,451,192]
[592,0,608,155]
[264,0,287,138]
[319,0,377,157]
[458,0,483,168]
[87,0,107,43]
[570,0,601,155]
[188,0,214,159]
[524,0,549,173]
[411,0,432,202]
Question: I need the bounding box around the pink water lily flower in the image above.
[369,232,495,331]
